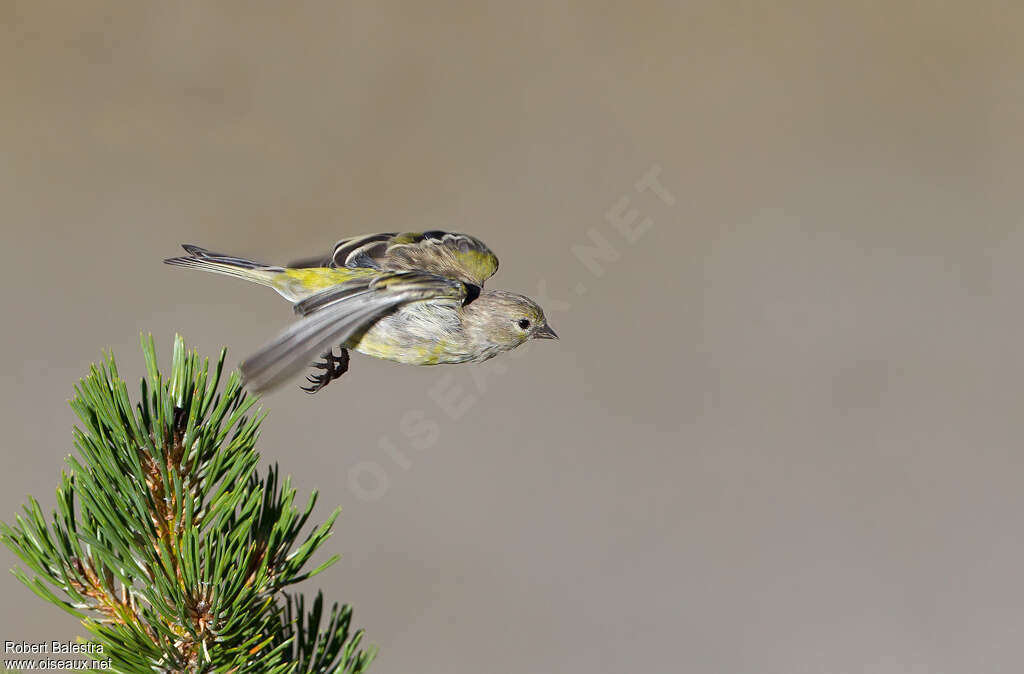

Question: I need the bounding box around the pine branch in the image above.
[0,335,376,673]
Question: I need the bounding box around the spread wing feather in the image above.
[239,271,466,392]
[288,231,499,287]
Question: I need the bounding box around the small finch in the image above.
[164,231,558,393]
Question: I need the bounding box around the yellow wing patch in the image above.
[453,248,499,285]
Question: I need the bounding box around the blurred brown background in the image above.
[2,1,1023,672]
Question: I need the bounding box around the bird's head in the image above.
[463,290,558,353]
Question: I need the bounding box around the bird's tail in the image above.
[164,244,285,288]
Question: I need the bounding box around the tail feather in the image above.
[180,244,273,269]
[164,244,284,288]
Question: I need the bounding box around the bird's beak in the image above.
[532,324,559,340]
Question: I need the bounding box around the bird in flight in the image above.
[164,231,558,393]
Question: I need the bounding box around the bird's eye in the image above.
[518,319,531,330]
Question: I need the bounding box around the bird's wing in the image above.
[289,231,500,287]
[239,271,466,392]
[286,233,395,269]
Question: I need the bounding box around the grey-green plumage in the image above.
[164,232,557,393]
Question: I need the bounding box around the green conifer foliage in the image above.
[1,335,375,673]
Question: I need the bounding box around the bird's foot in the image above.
[301,346,350,394]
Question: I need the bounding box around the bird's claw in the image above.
[300,346,350,394]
